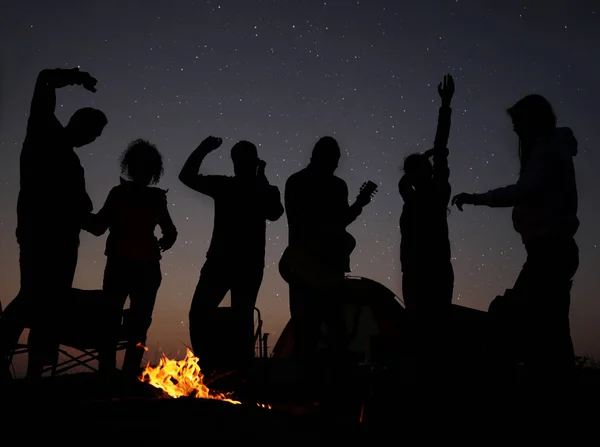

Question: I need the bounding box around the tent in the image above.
[272,275,489,365]
[272,276,408,362]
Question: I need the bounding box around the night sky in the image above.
[1,0,599,373]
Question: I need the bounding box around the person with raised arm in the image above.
[0,67,107,380]
[399,76,455,315]
[179,136,283,374]
[398,74,455,379]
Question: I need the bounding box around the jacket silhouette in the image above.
[452,94,580,383]
[88,177,178,261]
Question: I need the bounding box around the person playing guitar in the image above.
[280,179,377,290]
[280,136,376,394]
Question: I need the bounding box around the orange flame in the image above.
[138,347,271,409]
[139,348,241,404]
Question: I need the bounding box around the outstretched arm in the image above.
[452,185,517,211]
[452,177,544,211]
[82,188,115,236]
[473,185,518,207]
[452,142,552,211]
[469,146,549,208]
[178,136,223,197]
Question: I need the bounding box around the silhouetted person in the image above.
[85,139,177,377]
[280,136,373,377]
[179,136,283,373]
[0,67,107,380]
[398,75,455,376]
[399,74,455,314]
[452,94,579,384]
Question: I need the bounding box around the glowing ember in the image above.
[138,347,271,409]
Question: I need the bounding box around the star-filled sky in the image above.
[1,0,599,373]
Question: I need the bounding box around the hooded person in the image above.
[451,94,579,384]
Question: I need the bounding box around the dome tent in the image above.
[272,276,408,362]
[272,275,489,366]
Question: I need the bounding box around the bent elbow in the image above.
[178,172,192,187]
[37,69,53,81]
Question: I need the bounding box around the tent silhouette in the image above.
[273,275,489,367]
[273,276,408,362]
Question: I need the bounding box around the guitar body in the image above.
[279,231,356,290]
[279,180,377,291]
[279,245,343,290]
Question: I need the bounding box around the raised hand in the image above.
[451,192,473,211]
[70,67,98,92]
[80,72,98,92]
[199,136,223,152]
[437,74,454,107]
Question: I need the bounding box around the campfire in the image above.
[138,346,270,408]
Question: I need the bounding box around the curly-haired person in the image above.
[85,139,178,377]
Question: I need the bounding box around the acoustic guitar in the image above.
[279,180,378,290]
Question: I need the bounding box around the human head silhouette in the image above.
[120,139,164,186]
[403,152,432,188]
[65,107,107,148]
[507,94,556,145]
[310,136,340,175]
[231,140,259,178]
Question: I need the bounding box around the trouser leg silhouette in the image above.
[102,258,162,376]
[3,244,79,379]
[515,237,578,384]
[189,257,263,374]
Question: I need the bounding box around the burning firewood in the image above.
[138,347,271,409]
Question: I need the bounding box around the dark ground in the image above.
[2,359,600,442]
[2,369,361,442]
